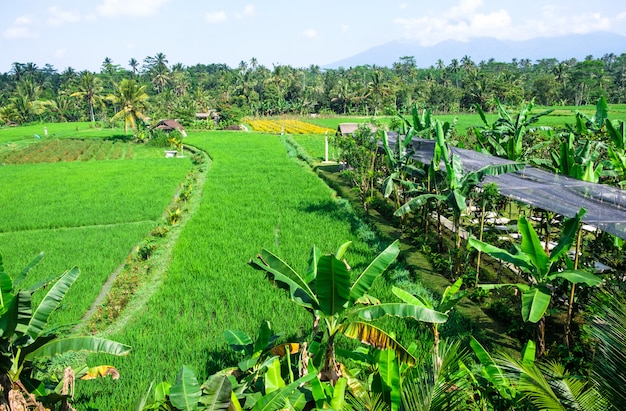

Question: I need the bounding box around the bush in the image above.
[146,129,170,147]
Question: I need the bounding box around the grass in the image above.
[0,121,133,144]
[76,131,417,409]
[0,139,194,328]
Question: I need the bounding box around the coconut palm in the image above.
[108,78,149,135]
[70,71,104,122]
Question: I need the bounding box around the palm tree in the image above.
[70,71,104,122]
[108,79,149,135]
[144,53,170,93]
[128,58,139,77]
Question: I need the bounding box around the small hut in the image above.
[336,123,359,137]
[155,119,187,137]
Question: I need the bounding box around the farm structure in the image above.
[390,135,626,240]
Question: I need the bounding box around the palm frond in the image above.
[401,339,474,411]
[588,289,626,408]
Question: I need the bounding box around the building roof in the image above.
[155,119,184,132]
[336,123,359,135]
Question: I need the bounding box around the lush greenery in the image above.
[3,52,626,128]
[2,50,626,410]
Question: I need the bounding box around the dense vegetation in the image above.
[2,51,626,127]
[1,50,626,410]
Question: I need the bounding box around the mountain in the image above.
[324,32,626,68]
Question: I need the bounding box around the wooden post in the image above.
[324,131,329,162]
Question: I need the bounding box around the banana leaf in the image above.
[316,255,351,316]
[521,286,551,323]
[340,321,416,365]
[356,303,448,323]
[350,240,399,302]
[199,373,233,411]
[170,365,201,411]
[26,266,80,339]
[24,336,131,360]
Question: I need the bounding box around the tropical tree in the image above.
[474,98,553,161]
[468,209,602,356]
[70,71,104,122]
[0,253,131,409]
[334,123,384,212]
[144,53,170,93]
[108,78,149,135]
[249,240,447,384]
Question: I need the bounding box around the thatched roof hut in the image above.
[155,119,187,137]
[336,123,359,136]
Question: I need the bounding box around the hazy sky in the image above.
[1,0,625,73]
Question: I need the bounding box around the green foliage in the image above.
[0,253,131,408]
[474,98,553,161]
[250,240,430,380]
[334,122,384,210]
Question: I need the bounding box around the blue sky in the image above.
[1,0,625,73]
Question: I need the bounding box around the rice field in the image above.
[0,140,194,327]
[75,131,411,409]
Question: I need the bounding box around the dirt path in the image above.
[75,146,210,335]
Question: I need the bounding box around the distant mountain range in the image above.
[324,32,626,69]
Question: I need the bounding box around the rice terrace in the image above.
[1,53,626,410]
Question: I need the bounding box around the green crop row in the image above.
[76,131,411,408]
[0,122,132,144]
[0,147,194,329]
[0,222,156,326]
[0,158,192,232]
[0,139,137,164]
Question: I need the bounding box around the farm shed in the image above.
[337,123,359,136]
[387,135,626,240]
[155,119,187,137]
[196,110,219,121]
[336,123,379,136]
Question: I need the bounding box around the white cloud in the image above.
[3,15,37,39]
[399,3,408,10]
[394,8,511,45]
[340,23,350,33]
[97,0,169,17]
[15,16,32,25]
[303,28,318,39]
[54,48,66,58]
[236,4,255,19]
[47,6,82,27]
[522,7,612,38]
[206,11,227,23]
[393,0,621,45]
[3,26,38,40]
[448,0,483,19]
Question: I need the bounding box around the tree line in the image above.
[1,51,625,126]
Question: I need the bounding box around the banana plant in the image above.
[139,363,316,411]
[398,102,433,138]
[0,253,131,408]
[249,240,447,384]
[603,119,626,187]
[381,130,424,215]
[548,133,604,183]
[391,278,466,362]
[396,120,525,252]
[568,96,609,137]
[467,209,602,356]
[474,98,553,161]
